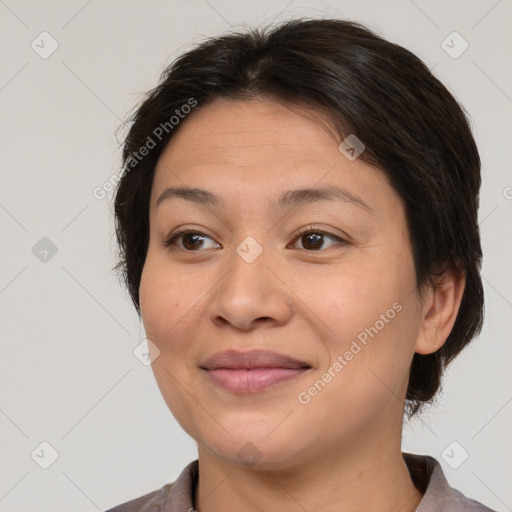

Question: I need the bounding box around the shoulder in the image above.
[433,484,497,512]
[103,482,174,512]
[449,487,498,512]
[403,452,497,512]
[103,459,199,512]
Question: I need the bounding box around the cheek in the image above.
[139,264,168,343]
[314,263,419,391]
[139,262,205,436]
[139,258,201,353]
[317,266,401,336]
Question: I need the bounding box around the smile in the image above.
[203,367,310,393]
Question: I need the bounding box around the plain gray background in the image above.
[1,1,511,511]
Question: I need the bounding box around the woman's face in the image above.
[140,97,427,469]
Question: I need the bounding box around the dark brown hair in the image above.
[113,18,484,417]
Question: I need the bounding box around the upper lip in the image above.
[200,349,311,370]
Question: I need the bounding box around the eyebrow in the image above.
[155,185,373,213]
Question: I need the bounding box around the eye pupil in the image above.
[183,233,204,250]
[302,233,323,250]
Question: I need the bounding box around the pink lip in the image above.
[200,349,311,393]
[205,368,309,393]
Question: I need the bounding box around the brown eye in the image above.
[290,227,346,251]
[163,229,220,251]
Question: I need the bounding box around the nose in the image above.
[207,247,294,332]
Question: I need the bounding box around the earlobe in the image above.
[414,268,466,355]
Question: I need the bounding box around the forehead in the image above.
[151,97,393,212]
[161,97,338,163]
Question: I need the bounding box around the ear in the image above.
[415,266,466,355]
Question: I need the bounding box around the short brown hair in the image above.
[113,18,484,417]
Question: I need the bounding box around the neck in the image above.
[194,416,423,512]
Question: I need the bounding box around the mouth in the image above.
[200,349,312,393]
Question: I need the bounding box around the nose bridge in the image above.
[208,234,292,329]
[225,234,273,299]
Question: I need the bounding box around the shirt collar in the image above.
[140,452,489,512]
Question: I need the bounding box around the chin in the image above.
[197,419,315,471]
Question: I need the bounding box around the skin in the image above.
[139,96,465,512]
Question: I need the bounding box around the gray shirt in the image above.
[104,452,496,511]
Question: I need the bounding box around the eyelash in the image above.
[162,225,347,251]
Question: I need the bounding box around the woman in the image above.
[106,18,494,512]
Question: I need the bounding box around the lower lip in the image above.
[204,367,309,393]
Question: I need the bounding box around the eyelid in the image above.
[292,224,348,242]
